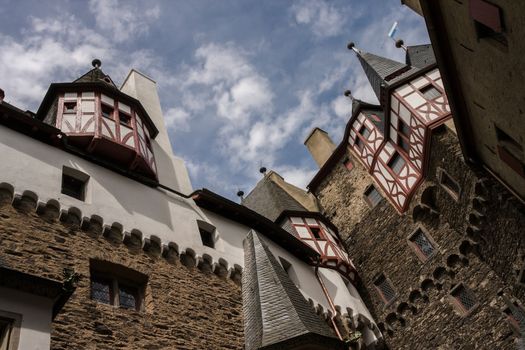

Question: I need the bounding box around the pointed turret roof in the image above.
[74,60,117,88]
[242,231,344,350]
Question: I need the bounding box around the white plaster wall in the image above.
[0,287,53,350]
[0,126,244,269]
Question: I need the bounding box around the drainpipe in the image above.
[314,258,344,342]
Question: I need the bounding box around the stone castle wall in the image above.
[313,126,525,349]
[0,193,243,350]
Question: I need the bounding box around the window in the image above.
[101,104,114,119]
[118,112,132,127]
[310,227,323,240]
[355,137,364,150]
[504,302,525,333]
[398,119,410,137]
[398,137,410,153]
[61,166,89,201]
[495,126,525,178]
[408,227,436,262]
[145,136,153,151]
[374,274,396,304]
[343,158,354,172]
[63,101,77,114]
[437,168,461,201]
[279,257,300,288]
[469,0,507,45]
[450,284,477,315]
[420,84,441,100]
[359,125,371,139]
[0,313,21,350]
[90,260,147,312]
[388,153,406,174]
[364,185,382,208]
[197,220,216,248]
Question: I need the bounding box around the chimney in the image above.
[304,128,336,168]
[0,88,4,104]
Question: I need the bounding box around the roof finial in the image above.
[344,89,353,101]
[236,190,245,201]
[92,59,102,69]
[259,166,267,175]
[395,39,407,51]
[347,41,360,54]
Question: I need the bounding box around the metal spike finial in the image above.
[92,59,102,68]
[395,39,407,51]
[259,166,267,175]
[347,41,360,54]
[236,190,245,200]
[344,90,353,100]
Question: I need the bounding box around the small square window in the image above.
[101,104,114,119]
[359,126,371,139]
[63,102,77,114]
[470,0,507,45]
[355,137,364,150]
[437,168,461,201]
[398,137,410,153]
[408,227,436,262]
[61,167,89,201]
[119,112,132,127]
[398,119,410,137]
[374,274,396,304]
[199,228,215,248]
[450,284,477,315]
[420,85,441,100]
[310,227,323,240]
[388,153,406,174]
[364,185,382,208]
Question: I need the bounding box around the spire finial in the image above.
[236,190,245,201]
[344,90,353,100]
[395,39,407,51]
[259,166,267,175]
[92,59,102,68]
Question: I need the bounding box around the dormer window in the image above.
[64,102,77,114]
[101,104,114,119]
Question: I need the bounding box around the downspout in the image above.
[314,258,344,342]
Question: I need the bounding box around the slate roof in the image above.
[242,231,344,350]
[242,175,308,222]
[406,44,436,68]
[74,67,117,88]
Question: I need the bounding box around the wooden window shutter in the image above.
[469,0,503,33]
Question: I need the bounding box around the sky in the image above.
[0,0,429,200]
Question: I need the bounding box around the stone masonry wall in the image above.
[314,126,525,349]
[0,195,243,350]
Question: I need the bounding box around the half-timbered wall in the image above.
[348,112,384,170]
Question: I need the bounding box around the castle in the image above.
[0,1,524,348]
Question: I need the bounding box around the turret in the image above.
[36,60,159,180]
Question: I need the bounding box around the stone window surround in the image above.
[363,184,383,208]
[406,225,438,263]
[61,166,90,203]
[197,220,217,249]
[436,167,461,202]
[373,273,397,307]
[89,259,148,312]
[448,283,478,317]
[0,310,21,350]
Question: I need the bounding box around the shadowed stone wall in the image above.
[313,126,525,349]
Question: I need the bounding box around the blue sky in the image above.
[0,0,428,199]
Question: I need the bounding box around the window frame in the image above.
[61,166,89,202]
[363,185,382,208]
[373,274,397,306]
[419,84,441,101]
[0,311,21,350]
[89,260,147,312]
[101,103,115,120]
[449,283,478,316]
[197,220,216,249]
[437,167,461,201]
[388,152,406,175]
[63,101,77,114]
[407,226,438,263]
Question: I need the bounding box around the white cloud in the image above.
[164,107,191,132]
[88,0,160,42]
[275,165,318,190]
[331,95,351,119]
[290,0,347,38]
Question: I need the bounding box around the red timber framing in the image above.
[347,68,451,213]
[287,216,357,282]
[56,90,157,179]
